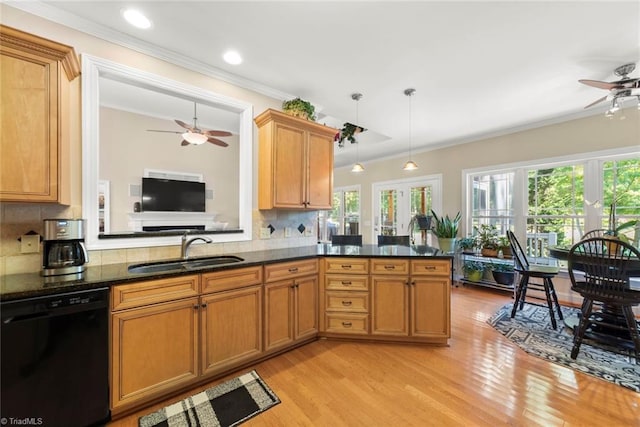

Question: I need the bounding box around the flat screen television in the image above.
[141,177,205,212]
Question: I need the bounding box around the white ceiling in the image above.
[10,1,640,167]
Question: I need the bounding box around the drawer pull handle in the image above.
[288,267,299,273]
[341,300,352,306]
[341,264,352,269]
[341,281,352,285]
[384,265,395,270]
[424,266,436,270]
[342,322,352,327]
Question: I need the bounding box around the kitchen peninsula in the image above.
[0,244,452,418]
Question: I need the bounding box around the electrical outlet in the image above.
[304,228,313,237]
[284,227,292,237]
[260,227,271,239]
[21,234,40,253]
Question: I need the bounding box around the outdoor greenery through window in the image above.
[466,152,639,258]
[318,186,360,242]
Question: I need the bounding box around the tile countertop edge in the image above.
[0,244,452,301]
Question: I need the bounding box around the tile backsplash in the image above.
[0,203,318,276]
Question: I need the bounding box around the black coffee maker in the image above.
[42,219,89,276]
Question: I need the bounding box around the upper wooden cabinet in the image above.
[255,109,336,210]
[0,25,80,203]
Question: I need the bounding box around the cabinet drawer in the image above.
[325,274,368,291]
[264,258,318,283]
[411,259,451,276]
[201,266,262,294]
[111,275,200,311]
[324,258,369,274]
[325,313,369,335]
[370,259,409,275]
[326,291,369,313]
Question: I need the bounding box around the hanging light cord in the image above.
[405,88,415,160]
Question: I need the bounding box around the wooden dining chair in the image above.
[507,230,563,329]
[581,229,608,239]
[331,234,363,246]
[377,235,410,246]
[568,237,640,363]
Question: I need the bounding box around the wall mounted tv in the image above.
[141,177,205,212]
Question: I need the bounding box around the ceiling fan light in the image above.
[402,160,418,171]
[182,132,208,145]
[351,162,365,173]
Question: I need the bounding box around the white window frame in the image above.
[462,147,640,253]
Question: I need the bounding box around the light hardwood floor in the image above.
[109,285,640,426]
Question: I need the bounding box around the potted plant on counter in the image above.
[498,235,512,258]
[463,260,485,282]
[431,210,461,253]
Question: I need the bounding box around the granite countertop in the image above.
[0,244,450,301]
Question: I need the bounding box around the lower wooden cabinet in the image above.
[200,285,263,376]
[111,296,199,412]
[264,259,319,353]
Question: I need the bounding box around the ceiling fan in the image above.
[147,102,232,146]
[579,63,640,114]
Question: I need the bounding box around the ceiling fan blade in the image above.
[207,137,229,147]
[181,140,190,146]
[147,129,182,134]
[203,129,233,137]
[175,119,195,131]
[578,79,619,90]
[583,96,607,109]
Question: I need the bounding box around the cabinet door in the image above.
[305,130,334,209]
[0,52,59,201]
[411,277,451,338]
[111,298,199,410]
[272,123,306,208]
[295,275,318,341]
[371,276,409,336]
[201,286,263,377]
[264,280,294,352]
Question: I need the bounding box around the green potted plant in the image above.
[458,237,477,254]
[497,235,512,258]
[489,261,515,286]
[463,260,485,282]
[282,97,316,121]
[335,122,366,147]
[474,224,500,257]
[430,210,461,253]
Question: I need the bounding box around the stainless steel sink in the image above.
[128,255,244,274]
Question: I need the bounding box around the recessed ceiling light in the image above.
[122,9,152,29]
[223,50,242,65]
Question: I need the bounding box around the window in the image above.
[318,186,360,242]
[465,150,640,258]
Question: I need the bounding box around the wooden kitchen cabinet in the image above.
[371,259,451,343]
[200,266,263,377]
[255,109,336,210]
[110,275,200,412]
[0,25,80,203]
[322,257,370,335]
[264,259,319,352]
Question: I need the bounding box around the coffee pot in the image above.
[42,219,89,276]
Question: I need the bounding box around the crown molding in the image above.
[5,1,296,101]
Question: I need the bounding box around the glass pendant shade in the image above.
[402,160,418,171]
[351,162,365,173]
[182,131,208,145]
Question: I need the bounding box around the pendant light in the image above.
[351,92,365,173]
[402,88,418,171]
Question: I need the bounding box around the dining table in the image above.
[548,244,640,354]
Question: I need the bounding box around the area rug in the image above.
[138,370,280,427]
[488,303,640,393]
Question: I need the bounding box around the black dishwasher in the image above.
[1,288,110,427]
